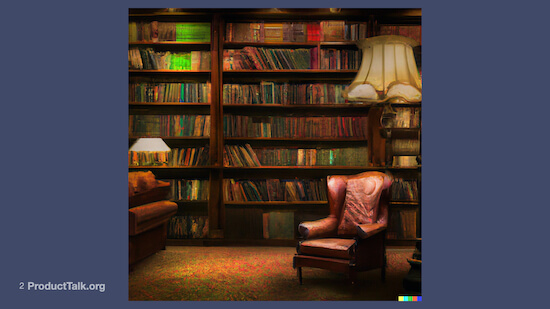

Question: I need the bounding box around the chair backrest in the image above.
[327,171,392,236]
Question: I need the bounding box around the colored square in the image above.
[417,296,422,301]
[398,296,404,301]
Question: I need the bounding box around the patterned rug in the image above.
[129,246,414,301]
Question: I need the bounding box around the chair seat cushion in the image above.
[297,238,357,259]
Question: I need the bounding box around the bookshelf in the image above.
[129,8,421,246]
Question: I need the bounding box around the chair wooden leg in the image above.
[297,267,303,285]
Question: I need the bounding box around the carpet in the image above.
[129,246,415,301]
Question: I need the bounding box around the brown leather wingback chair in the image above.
[293,171,392,284]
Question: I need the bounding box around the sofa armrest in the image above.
[356,223,386,239]
[298,216,338,240]
[129,183,171,208]
[129,200,178,236]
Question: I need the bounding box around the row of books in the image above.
[129,48,211,71]
[169,146,211,166]
[129,115,211,137]
[393,107,421,128]
[391,178,419,201]
[129,82,211,103]
[128,150,170,166]
[379,25,422,45]
[319,48,360,70]
[128,146,210,167]
[223,144,369,167]
[223,144,261,167]
[167,215,209,239]
[223,47,316,70]
[392,139,420,155]
[225,21,368,43]
[129,21,211,42]
[163,179,210,201]
[223,115,368,138]
[224,178,328,202]
[223,82,348,105]
[387,209,417,239]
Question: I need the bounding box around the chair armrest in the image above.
[356,223,386,239]
[298,216,338,240]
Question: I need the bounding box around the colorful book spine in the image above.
[129,82,211,103]
[169,146,211,166]
[129,48,210,71]
[393,107,421,128]
[223,82,348,105]
[129,115,211,137]
[223,145,368,167]
[223,47,313,70]
[130,21,211,43]
[167,215,209,239]
[379,25,421,45]
[223,115,368,138]
[223,178,328,202]
[391,178,419,201]
[162,179,210,201]
[319,48,360,70]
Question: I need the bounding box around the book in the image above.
[391,178,419,201]
[162,179,210,201]
[399,210,417,239]
[321,21,346,41]
[263,211,295,239]
[176,22,211,42]
[394,107,421,128]
[264,23,284,42]
[379,25,421,45]
[306,22,321,41]
[167,146,210,166]
[392,156,419,167]
[392,139,420,155]
[168,215,209,239]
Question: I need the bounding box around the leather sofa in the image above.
[129,171,178,267]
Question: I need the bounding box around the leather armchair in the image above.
[129,171,178,267]
[293,171,392,284]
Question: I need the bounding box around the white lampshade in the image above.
[344,35,422,103]
[129,138,171,152]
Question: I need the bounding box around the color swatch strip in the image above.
[398,296,422,301]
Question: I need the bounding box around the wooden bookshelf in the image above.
[129,8,422,245]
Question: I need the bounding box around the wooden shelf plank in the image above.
[223,166,373,170]
[223,69,358,73]
[224,201,327,206]
[129,69,211,73]
[130,102,211,106]
[222,103,371,108]
[129,41,211,45]
[224,137,368,142]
